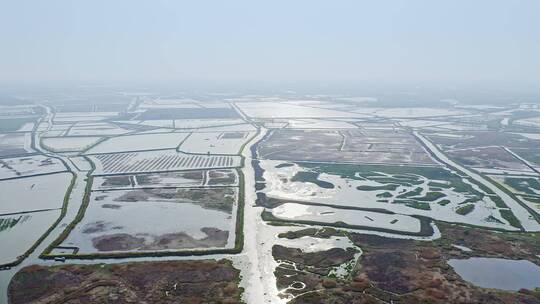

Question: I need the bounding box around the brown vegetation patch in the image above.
[99,175,131,187]
[92,233,145,251]
[207,169,237,185]
[9,260,243,304]
[142,228,229,250]
[272,241,358,298]
[258,129,435,165]
[91,228,229,252]
[282,225,540,304]
[113,188,236,213]
[446,146,530,170]
[101,203,121,209]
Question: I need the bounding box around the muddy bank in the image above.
[92,228,229,251]
[259,195,435,238]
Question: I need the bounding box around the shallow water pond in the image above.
[448,257,540,290]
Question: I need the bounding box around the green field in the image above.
[500,209,523,230]
[504,177,540,196]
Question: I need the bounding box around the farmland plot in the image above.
[185,123,257,132]
[444,147,533,173]
[236,102,371,118]
[16,123,34,131]
[258,129,345,161]
[435,123,488,131]
[0,105,39,117]
[425,131,540,172]
[136,108,240,120]
[135,120,174,128]
[138,98,202,109]
[53,112,118,123]
[261,120,288,129]
[491,175,540,216]
[0,210,61,265]
[341,129,435,164]
[0,116,38,132]
[514,116,540,128]
[49,123,72,131]
[0,155,66,179]
[120,119,254,131]
[0,133,33,157]
[509,148,540,168]
[0,173,72,214]
[59,187,238,253]
[53,104,95,112]
[66,122,131,136]
[206,169,238,186]
[351,107,470,118]
[285,119,357,129]
[492,176,540,196]
[425,131,540,150]
[86,132,190,154]
[92,170,205,190]
[172,119,246,129]
[514,133,540,140]
[54,103,127,113]
[397,119,449,128]
[90,150,241,175]
[520,196,540,215]
[42,136,102,152]
[41,123,71,137]
[258,129,435,165]
[179,132,253,155]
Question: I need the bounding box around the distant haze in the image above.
[0,0,539,91]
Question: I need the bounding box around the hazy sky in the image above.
[0,0,539,89]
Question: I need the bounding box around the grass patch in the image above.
[393,199,431,210]
[428,181,451,188]
[485,215,504,224]
[300,162,486,199]
[500,209,523,230]
[376,191,393,198]
[291,171,334,189]
[489,195,508,208]
[504,177,540,196]
[456,204,475,216]
[275,163,294,168]
[357,184,398,191]
[0,216,26,233]
[460,196,481,205]
[438,199,451,206]
[521,195,540,205]
[415,191,446,202]
[405,202,431,210]
[396,187,423,199]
